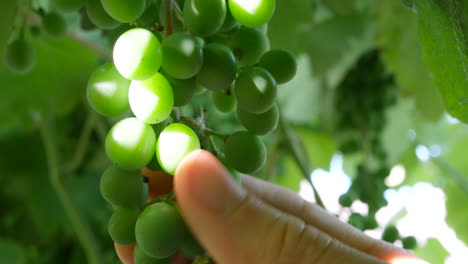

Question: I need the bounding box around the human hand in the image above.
[174,150,428,264]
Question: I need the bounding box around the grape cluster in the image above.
[82,0,296,262]
[332,50,404,239]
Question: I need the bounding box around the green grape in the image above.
[101,0,145,22]
[382,225,399,243]
[128,72,174,124]
[157,123,201,175]
[259,49,297,84]
[402,236,417,250]
[3,39,36,74]
[237,103,278,135]
[348,213,365,230]
[86,0,121,30]
[364,215,378,230]
[51,0,84,12]
[108,207,140,245]
[161,33,203,79]
[113,28,162,80]
[42,11,67,38]
[87,63,131,117]
[338,193,354,207]
[224,131,266,174]
[219,2,240,32]
[197,43,237,91]
[139,0,161,26]
[134,244,173,264]
[231,27,269,66]
[234,67,277,114]
[183,0,226,36]
[228,0,275,28]
[105,118,157,169]
[166,75,197,107]
[135,203,184,258]
[100,166,143,207]
[212,89,236,113]
[179,225,204,259]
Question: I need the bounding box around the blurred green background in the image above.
[1,0,468,263]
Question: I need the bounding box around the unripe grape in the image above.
[348,213,365,230]
[105,118,156,169]
[231,27,269,66]
[225,131,266,174]
[3,39,36,74]
[220,3,240,32]
[228,0,275,28]
[166,75,197,107]
[382,225,399,243]
[156,123,201,175]
[42,11,67,38]
[212,90,236,113]
[179,225,204,259]
[183,0,226,36]
[138,0,161,27]
[402,236,417,250]
[108,207,140,245]
[101,0,145,22]
[51,0,85,13]
[100,166,143,207]
[86,0,120,30]
[237,103,279,135]
[87,63,131,117]
[135,203,184,258]
[259,49,297,84]
[338,193,354,207]
[29,26,42,38]
[161,32,203,79]
[134,244,172,264]
[128,72,174,124]
[197,43,237,91]
[234,67,277,114]
[113,28,162,80]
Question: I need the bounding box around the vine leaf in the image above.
[414,0,468,122]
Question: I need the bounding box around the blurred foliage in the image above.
[0,0,467,263]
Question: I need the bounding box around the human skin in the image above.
[174,150,428,264]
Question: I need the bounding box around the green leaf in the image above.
[0,239,26,264]
[274,156,303,192]
[413,0,468,122]
[267,0,315,53]
[0,36,99,129]
[413,238,449,264]
[0,0,16,54]
[381,98,414,165]
[278,55,321,124]
[444,180,468,245]
[301,14,374,88]
[295,127,337,170]
[375,0,445,121]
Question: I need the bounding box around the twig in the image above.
[180,116,228,141]
[165,0,174,36]
[432,158,468,194]
[38,113,102,264]
[64,110,97,174]
[278,116,326,208]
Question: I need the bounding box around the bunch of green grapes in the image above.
[85,0,297,263]
[3,1,70,74]
[333,50,402,239]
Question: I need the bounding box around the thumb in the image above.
[174,150,386,264]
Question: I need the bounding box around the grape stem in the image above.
[432,157,468,195]
[38,112,102,264]
[180,116,229,141]
[64,110,97,174]
[278,116,326,209]
[165,0,174,36]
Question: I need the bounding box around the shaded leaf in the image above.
[414,0,468,122]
